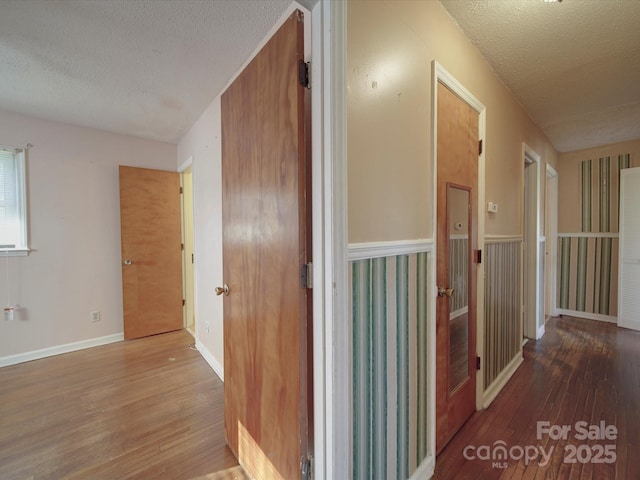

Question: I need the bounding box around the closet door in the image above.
[618,167,640,331]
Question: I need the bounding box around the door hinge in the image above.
[301,457,312,480]
[299,60,310,89]
[479,139,483,156]
[180,186,183,194]
[301,262,313,289]
[475,249,482,264]
[476,356,481,370]
[182,299,186,306]
[191,253,194,264]
[181,243,184,251]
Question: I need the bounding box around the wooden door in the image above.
[119,166,183,340]
[220,11,311,480]
[436,82,479,453]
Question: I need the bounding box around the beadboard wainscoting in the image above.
[349,241,433,480]
[483,236,523,407]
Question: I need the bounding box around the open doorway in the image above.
[523,144,544,340]
[181,165,195,336]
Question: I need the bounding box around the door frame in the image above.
[179,157,196,335]
[431,62,487,448]
[545,164,558,318]
[523,144,544,340]
[315,1,350,478]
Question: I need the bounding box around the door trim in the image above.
[523,144,544,340]
[179,161,195,335]
[545,164,558,318]
[321,0,350,477]
[431,62,486,433]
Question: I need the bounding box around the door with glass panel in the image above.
[435,81,479,453]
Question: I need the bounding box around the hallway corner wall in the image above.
[557,140,640,321]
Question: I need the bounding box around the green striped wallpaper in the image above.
[484,240,522,389]
[449,237,469,315]
[559,153,630,317]
[351,252,430,480]
[558,236,619,316]
[581,154,630,233]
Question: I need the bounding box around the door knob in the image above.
[215,284,230,296]
[123,259,132,266]
[437,286,455,298]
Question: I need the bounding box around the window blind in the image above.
[0,147,20,248]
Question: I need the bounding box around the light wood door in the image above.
[119,165,183,340]
[436,81,479,453]
[220,11,311,480]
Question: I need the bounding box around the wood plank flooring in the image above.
[0,331,248,480]
[434,315,640,479]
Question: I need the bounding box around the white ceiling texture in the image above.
[440,0,640,153]
[1,1,638,152]
[0,0,291,144]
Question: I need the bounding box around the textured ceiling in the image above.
[0,0,292,143]
[440,0,640,153]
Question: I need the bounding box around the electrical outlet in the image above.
[91,311,101,322]
[205,321,210,333]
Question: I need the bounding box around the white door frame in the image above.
[312,0,349,478]
[179,161,196,334]
[545,164,558,318]
[523,144,544,340]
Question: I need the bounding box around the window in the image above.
[0,146,28,254]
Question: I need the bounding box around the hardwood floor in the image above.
[0,331,248,480]
[434,315,640,479]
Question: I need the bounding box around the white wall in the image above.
[0,111,177,360]
[177,97,225,377]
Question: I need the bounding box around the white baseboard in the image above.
[410,454,435,480]
[557,309,617,324]
[482,353,524,409]
[536,323,545,339]
[195,338,224,381]
[0,333,124,368]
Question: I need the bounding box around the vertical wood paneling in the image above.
[484,241,522,388]
[351,251,430,480]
